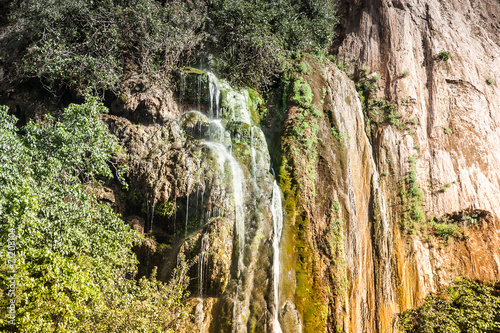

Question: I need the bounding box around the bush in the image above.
[189,0,338,86]
[398,279,500,333]
[15,0,207,93]
[438,50,451,61]
[11,0,338,91]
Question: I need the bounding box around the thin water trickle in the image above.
[185,167,191,238]
[250,126,256,174]
[208,72,220,119]
[199,233,209,297]
[272,180,284,333]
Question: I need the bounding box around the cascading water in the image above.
[175,70,284,332]
[204,141,246,268]
[272,181,284,333]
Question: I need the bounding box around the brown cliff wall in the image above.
[333,0,500,329]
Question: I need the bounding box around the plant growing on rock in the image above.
[398,279,500,332]
[400,156,424,234]
[291,77,313,107]
[438,50,451,61]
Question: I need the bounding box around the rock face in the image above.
[2,1,499,331]
[330,0,500,330]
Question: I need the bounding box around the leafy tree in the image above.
[0,101,192,332]
[206,0,338,86]
[9,0,337,91]
[14,0,207,93]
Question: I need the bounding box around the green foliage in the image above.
[402,69,410,77]
[291,77,313,107]
[156,201,177,217]
[283,71,323,198]
[428,220,463,243]
[354,68,399,134]
[332,201,340,214]
[444,127,453,135]
[438,50,451,61]
[423,212,481,244]
[12,0,338,90]
[486,78,494,85]
[0,102,192,332]
[331,126,348,143]
[400,156,424,234]
[297,61,310,74]
[194,0,338,86]
[15,0,207,93]
[399,279,500,333]
[439,183,451,192]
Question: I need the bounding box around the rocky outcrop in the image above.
[333,0,500,329]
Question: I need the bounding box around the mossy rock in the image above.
[181,66,206,75]
[179,111,210,139]
[226,121,252,145]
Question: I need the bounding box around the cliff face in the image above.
[275,60,394,332]
[331,0,500,329]
[1,0,499,332]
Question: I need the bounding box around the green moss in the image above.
[247,87,266,125]
[278,160,326,332]
[181,66,206,75]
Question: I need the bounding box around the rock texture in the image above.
[333,0,500,330]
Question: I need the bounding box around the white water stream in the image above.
[181,72,283,332]
[272,181,284,333]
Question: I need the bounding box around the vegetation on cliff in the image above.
[5,0,337,93]
[0,100,192,332]
[398,279,500,333]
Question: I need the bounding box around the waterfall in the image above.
[177,71,283,332]
[199,233,209,297]
[185,167,191,237]
[204,141,246,269]
[250,126,257,174]
[272,181,284,333]
[208,72,220,119]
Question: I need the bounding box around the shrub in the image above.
[291,77,313,107]
[15,0,207,93]
[438,50,451,61]
[12,0,338,91]
[444,127,453,135]
[486,78,494,85]
[399,279,500,333]
[430,221,462,242]
[206,0,338,86]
